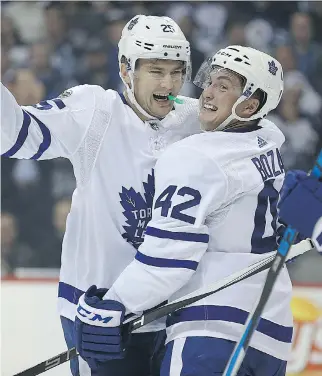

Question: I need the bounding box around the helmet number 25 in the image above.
[161,24,175,33]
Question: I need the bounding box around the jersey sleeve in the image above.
[1,83,106,160]
[105,143,228,314]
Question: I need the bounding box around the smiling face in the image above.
[199,67,260,131]
[199,68,243,131]
[121,59,185,119]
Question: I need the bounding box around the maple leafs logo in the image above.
[268,60,278,76]
[119,170,155,249]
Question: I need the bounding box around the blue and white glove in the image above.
[75,285,128,370]
[279,170,322,252]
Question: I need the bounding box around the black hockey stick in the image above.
[223,149,322,376]
[13,239,313,376]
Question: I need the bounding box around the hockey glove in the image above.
[279,169,322,251]
[75,285,129,369]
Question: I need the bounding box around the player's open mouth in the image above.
[153,93,171,102]
[203,103,218,111]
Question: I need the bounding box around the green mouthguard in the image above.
[168,95,184,104]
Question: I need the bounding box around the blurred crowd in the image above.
[1,1,322,279]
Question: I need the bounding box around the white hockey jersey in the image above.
[1,83,200,331]
[105,119,293,360]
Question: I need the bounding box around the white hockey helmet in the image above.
[194,45,284,130]
[118,15,191,119]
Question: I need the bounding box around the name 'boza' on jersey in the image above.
[1,83,200,330]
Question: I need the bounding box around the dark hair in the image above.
[120,55,138,70]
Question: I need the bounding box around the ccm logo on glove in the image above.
[76,294,123,327]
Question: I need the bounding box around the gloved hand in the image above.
[278,170,322,251]
[75,285,128,370]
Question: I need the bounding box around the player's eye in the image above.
[205,78,213,87]
[220,84,228,91]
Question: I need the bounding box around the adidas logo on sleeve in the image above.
[257,136,268,148]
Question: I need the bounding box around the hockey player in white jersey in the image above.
[1,15,201,376]
[75,46,292,376]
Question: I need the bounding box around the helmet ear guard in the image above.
[194,45,284,130]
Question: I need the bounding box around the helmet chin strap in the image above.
[202,94,261,132]
[119,71,158,121]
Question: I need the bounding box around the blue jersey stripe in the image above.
[135,250,198,270]
[145,226,209,243]
[1,109,31,157]
[166,305,293,343]
[52,98,66,109]
[58,282,84,305]
[26,111,52,160]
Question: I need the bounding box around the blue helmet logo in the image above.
[268,60,278,76]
